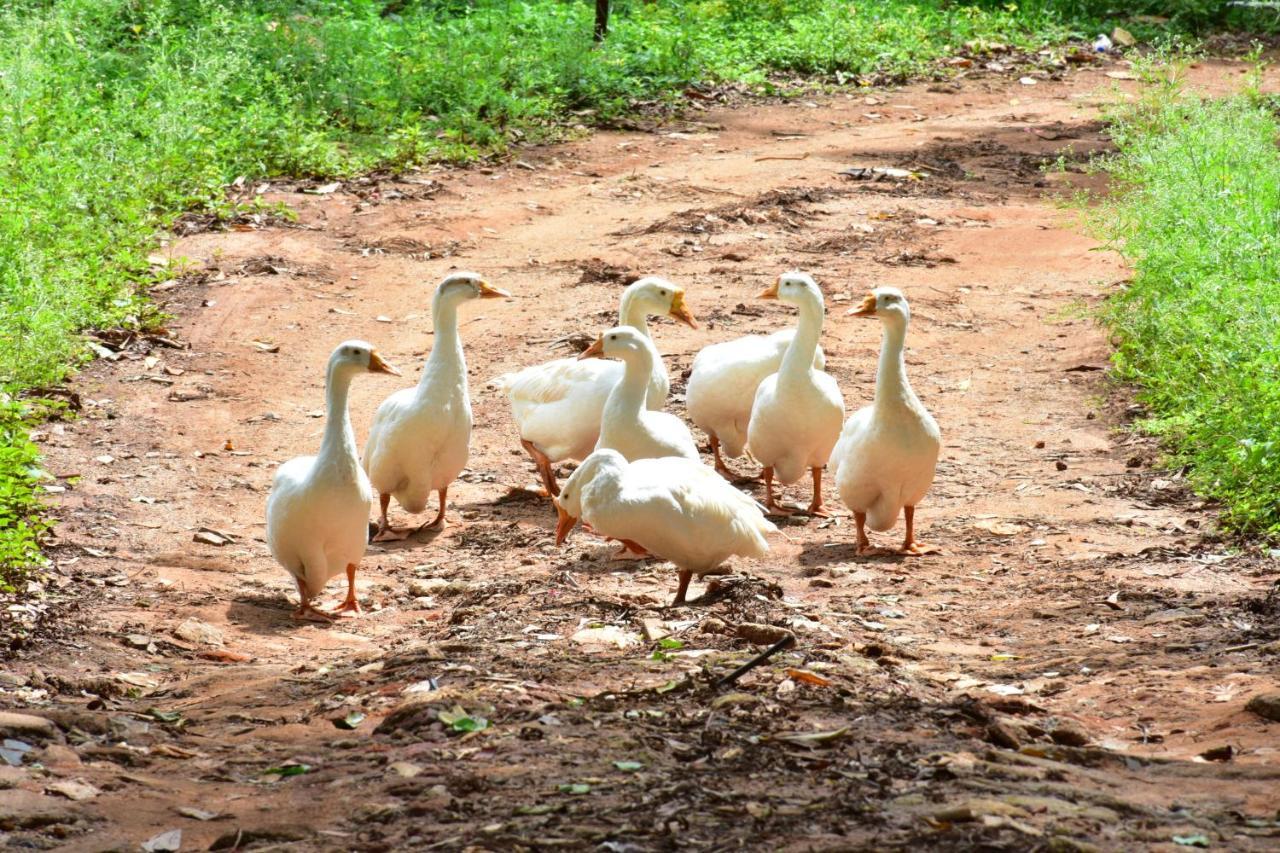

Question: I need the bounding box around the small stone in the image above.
[699,617,728,635]
[640,618,670,642]
[46,779,99,802]
[174,617,224,647]
[987,720,1023,750]
[570,626,639,649]
[442,580,470,596]
[0,712,59,742]
[388,761,424,778]
[1055,460,1068,471]
[39,745,81,770]
[407,578,449,597]
[736,623,791,645]
[0,790,77,830]
[1049,721,1091,747]
[1245,692,1280,722]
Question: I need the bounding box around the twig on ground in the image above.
[714,634,796,688]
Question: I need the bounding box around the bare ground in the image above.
[3,61,1279,852]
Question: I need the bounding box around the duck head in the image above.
[329,339,401,378]
[625,276,698,329]
[576,326,653,362]
[848,286,910,326]
[759,271,824,308]
[434,271,510,304]
[553,449,626,544]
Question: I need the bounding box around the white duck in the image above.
[686,329,826,479]
[582,326,699,463]
[267,340,400,619]
[746,272,845,515]
[554,449,776,605]
[832,287,940,555]
[493,277,696,496]
[363,272,510,540]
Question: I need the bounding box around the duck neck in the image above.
[421,293,465,390]
[618,291,652,339]
[604,348,653,421]
[318,363,359,469]
[875,321,914,406]
[780,295,824,382]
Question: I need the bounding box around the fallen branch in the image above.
[714,634,796,688]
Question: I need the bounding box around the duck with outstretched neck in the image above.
[832,287,940,555]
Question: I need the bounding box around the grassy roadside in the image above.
[1091,64,1280,537]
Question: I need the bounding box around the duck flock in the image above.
[265,271,940,620]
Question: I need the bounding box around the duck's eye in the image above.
[659,289,668,297]
[609,334,617,341]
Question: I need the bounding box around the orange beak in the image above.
[554,501,578,544]
[668,291,698,329]
[577,335,606,360]
[368,351,402,376]
[757,276,781,300]
[847,292,877,317]
[477,279,511,299]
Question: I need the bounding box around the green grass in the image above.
[1092,66,1280,537]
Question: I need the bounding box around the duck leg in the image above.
[371,493,407,542]
[672,569,693,605]
[762,467,795,516]
[522,439,560,497]
[854,512,874,555]
[291,578,334,622]
[414,488,448,533]
[327,564,362,616]
[610,538,650,561]
[806,466,831,517]
[899,506,938,555]
[710,434,735,480]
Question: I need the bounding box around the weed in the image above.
[1092,84,1280,536]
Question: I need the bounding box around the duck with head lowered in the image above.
[267,340,400,620]
[831,287,940,555]
[746,271,845,516]
[555,449,776,605]
[493,276,696,496]
[363,271,510,540]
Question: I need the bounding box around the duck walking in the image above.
[555,449,775,605]
[266,341,400,620]
[364,272,510,540]
[746,272,845,515]
[832,287,940,555]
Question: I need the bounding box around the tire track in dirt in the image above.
[4,61,1278,850]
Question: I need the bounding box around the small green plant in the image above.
[0,400,48,592]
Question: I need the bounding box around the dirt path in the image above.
[4,61,1278,851]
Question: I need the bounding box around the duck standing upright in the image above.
[582,326,699,463]
[832,287,940,554]
[267,340,400,619]
[363,272,510,540]
[493,277,696,496]
[555,449,776,605]
[686,328,825,479]
[746,272,845,515]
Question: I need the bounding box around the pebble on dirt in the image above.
[1244,692,1280,722]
